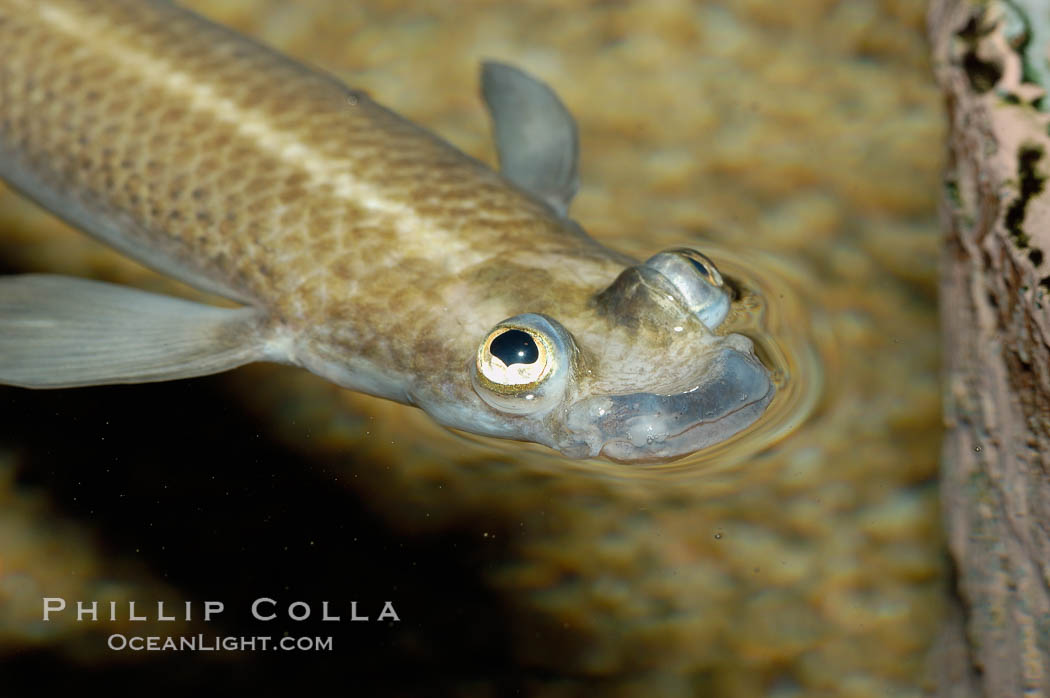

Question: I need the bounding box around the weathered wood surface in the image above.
[929,0,1050,695]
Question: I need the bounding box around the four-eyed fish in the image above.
[0,0,775,463]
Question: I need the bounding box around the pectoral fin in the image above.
[480,61,579,217]
[0,274,268,388]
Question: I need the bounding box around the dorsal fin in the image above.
[480,61,579,218]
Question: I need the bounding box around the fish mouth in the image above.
[562,345,775,464]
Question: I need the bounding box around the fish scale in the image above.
[0,0,776,463]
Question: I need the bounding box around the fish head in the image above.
[461,247,775,464]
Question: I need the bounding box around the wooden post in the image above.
[929,0,1050,694]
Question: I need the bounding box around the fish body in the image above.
[0,0,775,463]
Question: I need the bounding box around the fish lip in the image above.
[595,384,775,464]
[562,345,775,464]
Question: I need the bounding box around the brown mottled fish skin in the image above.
[0,0,617,357]
[0,0,775,462]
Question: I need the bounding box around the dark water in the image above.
[1,380,522,696]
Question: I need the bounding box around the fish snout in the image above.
[562,344,774,463]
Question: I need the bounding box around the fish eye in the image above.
[664,248,724,287]
[472,314,574,415]
[478,327,551,386]
[490,329,540,369]
[643,247,731,330]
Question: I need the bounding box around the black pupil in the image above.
[490,329,539,366]
[687,257,709,277]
